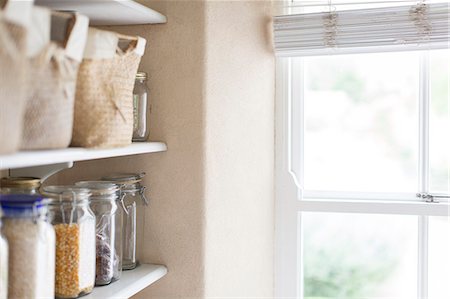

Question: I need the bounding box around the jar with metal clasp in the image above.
[101,173,149,270]
[75,181,122,284]
[42,186,96,298]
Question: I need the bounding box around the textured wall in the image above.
[203,1,274,297]
[49,0,274,298]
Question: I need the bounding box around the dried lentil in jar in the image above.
[43,186,95,299]
[0,194,55,299]
[75,181,119,285]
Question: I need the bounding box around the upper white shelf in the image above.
[35,0,167,25]
[86,264,167,299]
[0,142,167,170]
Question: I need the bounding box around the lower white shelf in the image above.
[0,142,167,170]
[85,264,167,299]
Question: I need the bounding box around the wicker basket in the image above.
[0,14,28,154]
[71,29,146,148]
[21,11,89,150]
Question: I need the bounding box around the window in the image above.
[274,2,450,299]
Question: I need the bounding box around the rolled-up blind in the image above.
[273,2,450,57]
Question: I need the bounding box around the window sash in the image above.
[289,52,448,209]
[275,51,449,298]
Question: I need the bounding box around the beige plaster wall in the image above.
[49,1,274,298]
[203,1,274,297]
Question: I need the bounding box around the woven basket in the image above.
[21,12,88,150]
[0,15,28,154]
[71,30,145,148]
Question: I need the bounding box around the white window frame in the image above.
[275,53,450,298]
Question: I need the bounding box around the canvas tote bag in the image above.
[71,28,146,148]
[21,10,89,149]
[0,0,32,154]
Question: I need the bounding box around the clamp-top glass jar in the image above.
[75,181,121,285]
[0,194,55,299]
[0,177,41,195]
[0,207,8,299]
[42,186,96,299]
[132,72,151,142]
[101,173,148,270]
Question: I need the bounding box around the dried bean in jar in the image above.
[96,237,113,285]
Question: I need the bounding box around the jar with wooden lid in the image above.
[0,194,55,299]
[75,181,120,285]
[42,186,96,298]
[101,173,148,270]
[0,207,8,299]
[0,177,41,195]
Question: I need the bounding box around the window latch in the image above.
[416,193,450,203]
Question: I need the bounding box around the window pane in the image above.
[303,52,419,192]
[429,216,450,299]
[430,49,450,194]
[302,212,418,299]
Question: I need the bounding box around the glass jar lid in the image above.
[1,177,41,189]
[101,172,146,185]
[101,173,148,205]
[75,181,119,197]
[41,186,90,203]
[0,194,47,217]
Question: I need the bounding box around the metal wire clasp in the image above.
[416,192,437,203]
[416,192,450,203]
[139,186,149,206]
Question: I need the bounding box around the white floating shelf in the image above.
[0,142,167,170]
[86,264,167,299]
[36,0,167,25]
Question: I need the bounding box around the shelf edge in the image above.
[85,264,168,299]
[0,142,167,170]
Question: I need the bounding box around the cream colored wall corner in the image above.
[49,0,274,297]
[203,1,274,297]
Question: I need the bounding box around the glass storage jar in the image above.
[0,207,8,299]
[101,173,148,270]
[0,177,41,195]
[0,194,55,299]
[132,72,151,142]
[42,186,96,299]
[75,181,120,285]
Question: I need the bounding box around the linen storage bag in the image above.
[0,1,32,154]
[20,10,89,149]
[71,28,146,148]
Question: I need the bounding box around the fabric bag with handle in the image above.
[0,0,32,154]
[71,28,146,148]
[20,10,89,149]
